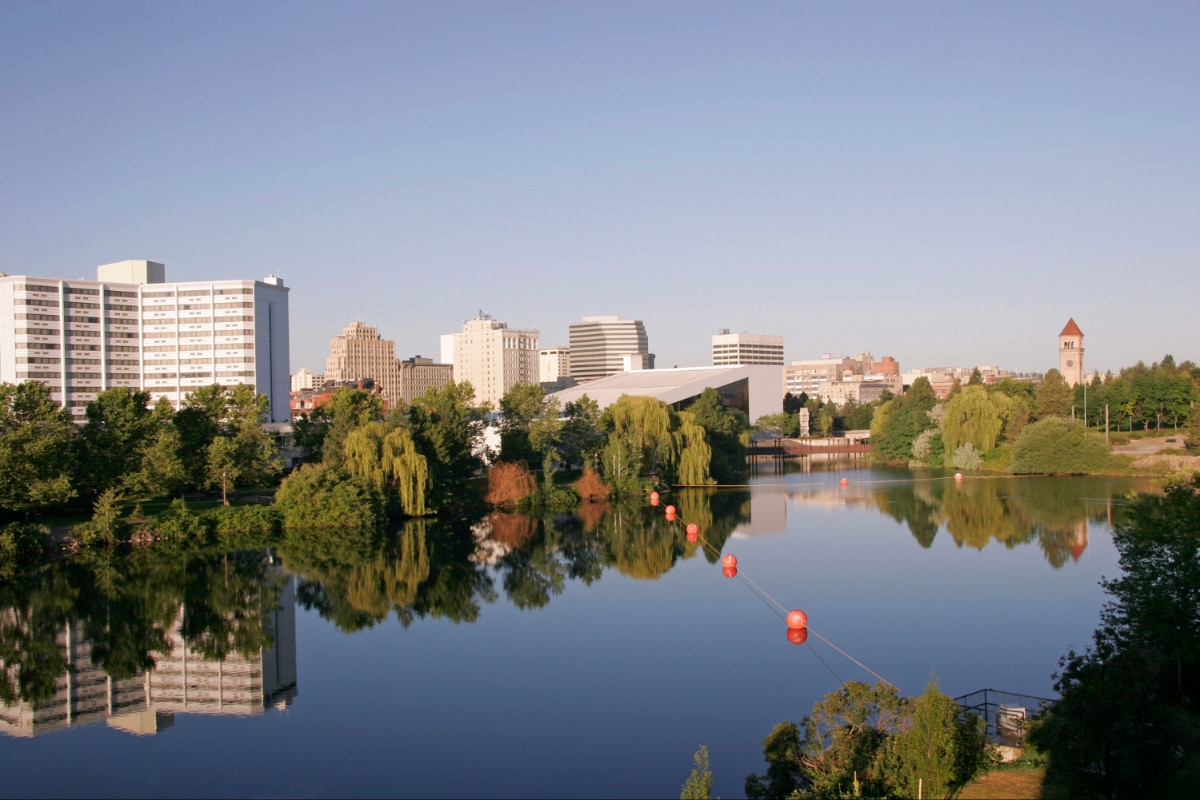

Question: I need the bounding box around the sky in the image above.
[2,1,1197,377]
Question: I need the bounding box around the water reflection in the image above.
[0,475,1143,718]
[0,548,296,737]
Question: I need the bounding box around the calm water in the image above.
[0,469,1152,798]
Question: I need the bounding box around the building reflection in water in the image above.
[0,574,296,738]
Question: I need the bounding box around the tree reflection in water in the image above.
[0,546,285,708]
[871,475,1138,567]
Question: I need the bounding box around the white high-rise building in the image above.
[568,315,651,381]
[0,260,291,422]
[712,329,784,366]
[440,311,539,406]
[539,347,570,383]
[291,367,322,392]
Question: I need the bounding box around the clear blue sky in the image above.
[2,1,1196,376]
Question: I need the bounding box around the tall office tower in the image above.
[440,311,539,406]
[0,260,290,423]
[711,329,784,366]
[398,356,453,402]
[568,315,651,381]
[539,347,570,383]
[323,321,402,402]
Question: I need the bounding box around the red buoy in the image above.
[787,627,809,645]
[686,530,698,543]
[665,505,676,516]
[722,565,738,579]
[665,509,676,520]
[722,554,737,568]
[840,478,849,487]
[786,609,808,629]
[686,523,698,536]
[954,472,963,482]
[650,491,660,503]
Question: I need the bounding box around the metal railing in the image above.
[955,688,1056,746]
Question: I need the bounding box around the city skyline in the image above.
[2,3,1196,377]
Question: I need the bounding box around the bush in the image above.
[0,522,47,576]
[1011,417,1112,474]
[203,504,283,536]
[150,498,210,541]
[74,487,129,546]
[484,461,536,508]
[275,463,384,530]
[953,442,984,470]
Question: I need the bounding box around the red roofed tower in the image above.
[1059,318,1084,387]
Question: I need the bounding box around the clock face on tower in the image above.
[1066,359,1074,367]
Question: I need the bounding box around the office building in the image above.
[0,260,290,422]
[539,347,570,383]
[323,321,402,402]
[782,352,899,402]
[440,311,539,406]
[398,356,453,402]
[568,315,651,381]
[712,330,784,366]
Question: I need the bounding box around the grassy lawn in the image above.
[955,767,1051,799]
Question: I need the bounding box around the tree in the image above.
[125,398,188,497]
[407,381,489,511]
[940,385,1006,456]
[968,367,984,386]
[343,421,430,516]
[0,381,80,513]
[1035,369,1073,419]
[686,388,748,483]
[558,395,604,469]
[79,387,154,496]
[206,384,282,499]
[783,392,805,415]
[602,396,677,482]
[498,383,546,465]
[175,384,226,488]
[1032,476,1200,797]
[681,745,713,800]
[870,377,938,463]
[292,387,387,465]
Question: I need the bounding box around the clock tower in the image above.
[1059,318,1084,387]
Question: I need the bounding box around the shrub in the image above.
[275,463,384,530]
[953,442,984,471]
[573,463,610,502]
[1011,417,1112,474]
[203,504,283,536]
[484,461,536,508]
[151,498,210,541]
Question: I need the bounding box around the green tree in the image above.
[870,377,938,463]
[0,381,80,513]
[175,384,227,488]
[79,387,154,496]
[876,678,972,799]
[498,383,546,465]
[558,395,604,469]
[745,721,803,800]
[125,398,188,497]
[686,388,748,483]
[1032,476,1200,798]
[940,385,1007,456]
[407,381,489,511]
[206,384,282,500]
[292,387,387,465]
[602,395,677,483]
[968,367,984,386]
[1035,369,1074,419]
[344,421,430,516]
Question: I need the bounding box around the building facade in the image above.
[290,367,322,392]
[782,352,899,402]
[398,356,453,402]
[568,315,651,381]
[711,329,784,366]
[539,347,570,383]
[440,312,539,406]
[1059,318,1084,387]
[323,321,402,403]
[0,260,290,423]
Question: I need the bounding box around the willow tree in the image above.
[343,422,430,516]
[940,385,1007,456]
[675,411,714,486]
[605,395,677,480]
